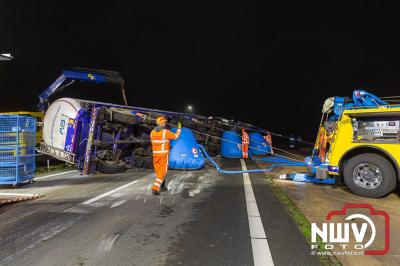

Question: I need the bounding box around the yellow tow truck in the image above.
[311,90,400,198]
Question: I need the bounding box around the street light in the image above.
[186,105,193,113]
[0,53,13,61]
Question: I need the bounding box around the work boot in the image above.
[152,189,160,196]
[160,181,167,192]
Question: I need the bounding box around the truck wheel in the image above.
[143,157,153,169]
[343,153,396,198]
[197,126,208,133]
[97,160,127,174]
[182,119,195,128]
[134,148,151,156]
[208,132,220,145]
[205,144,220,157]
[112,111,137,124]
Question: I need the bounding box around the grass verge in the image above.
[35,163,75,175]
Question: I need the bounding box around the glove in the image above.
[177,122,182,129]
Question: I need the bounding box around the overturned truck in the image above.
[38,68,240,174]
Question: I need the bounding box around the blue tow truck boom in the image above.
[38,68,128,111]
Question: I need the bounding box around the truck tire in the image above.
[205,144,220,157]
[143,157,153,169]
[97,160,127,174]
[343,153,396,198]
[112,111,137,124]
[182,119,195,128]
[197,125,208,133]
[208,132,220,145]
[134,147,151,156]
[134,155,153,169]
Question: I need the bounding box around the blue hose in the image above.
[249,153,306,166]
[198,145,306,174]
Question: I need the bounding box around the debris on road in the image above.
[0,192,43,206]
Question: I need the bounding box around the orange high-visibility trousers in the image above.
[152,154,169,191]
[242,144,249,158]
[318,133,328,162]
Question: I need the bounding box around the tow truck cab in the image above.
[322,106,400,198]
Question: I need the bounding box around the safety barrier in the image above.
[198,145,306,174]
[0,115,36,186]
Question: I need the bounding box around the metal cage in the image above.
[0,115,36,185]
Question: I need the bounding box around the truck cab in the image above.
[326,107,400,198]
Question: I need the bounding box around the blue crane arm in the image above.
[37,68,212,123]
[38,68,124,111]
[353,90,388,107]
[37,68,228,126]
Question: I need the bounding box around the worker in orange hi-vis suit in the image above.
[264,133,274,154]
[241,128,249,159]
[318,128,328,162]
[150,117,181,195]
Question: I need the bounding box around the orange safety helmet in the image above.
[156,116,167,125]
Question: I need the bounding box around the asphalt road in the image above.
[0,158,320,266]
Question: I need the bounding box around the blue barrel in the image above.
[169,127,205,170]
[220,131,242,158]
[249,132,271,155]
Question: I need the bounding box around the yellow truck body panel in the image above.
[327,106,400,175]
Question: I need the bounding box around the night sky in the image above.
[1,1,399,140]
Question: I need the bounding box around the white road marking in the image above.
[110,200,126,208]
[248,216,266,238]
[34,170,79,180]
[167,173,187,194]
[245,191,257,203]
[188,172,216,197]
[247,202,261,217]
[82,179,140,205]
[63,205,90,214]
[188,188,201,197]
[240,159,274,266]
[0,217,79,264]
[99,233,120,253]
[252,239,274,266]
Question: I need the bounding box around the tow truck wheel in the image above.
[343,153,396,198]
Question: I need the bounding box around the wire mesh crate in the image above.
[0,115,36,186]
